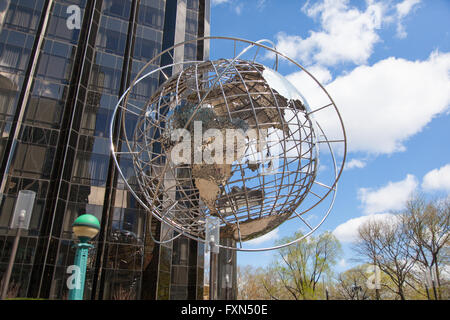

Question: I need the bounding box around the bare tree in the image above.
[335,265,372,300]
[336,267,367,300]
[238,266,266,300]
[354,218,419,300]
[333,264,401,300]
[237,265,286,300]
[401,195,450,299]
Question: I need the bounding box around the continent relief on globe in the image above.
[146,60,312,242]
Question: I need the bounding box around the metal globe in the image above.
[111,37,346,251]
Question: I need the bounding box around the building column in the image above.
[217,236,237,300]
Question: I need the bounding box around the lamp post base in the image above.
[68,242,93,300]
[1,227,22,300]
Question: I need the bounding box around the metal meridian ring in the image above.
[110,36,347,251]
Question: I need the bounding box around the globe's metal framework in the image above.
[110,37,346,252]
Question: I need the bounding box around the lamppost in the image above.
[68,214,100,300]
[205,216,220,300]
[351,281,363,300]
[1,190,36,300]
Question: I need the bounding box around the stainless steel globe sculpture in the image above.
[110,37,346,251]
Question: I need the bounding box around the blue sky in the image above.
[209,0,450,272]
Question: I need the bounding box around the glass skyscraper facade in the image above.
[0,0,209,300]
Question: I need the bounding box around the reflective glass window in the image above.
[72,152,109,186]
[96,16,129,56]
[46,2,82,44]
[101,0,132,20]
[4,1,44,33]
[11,143,55,179]
[186,0,199,10]
[185,9,198,35]
[138,4,164,29]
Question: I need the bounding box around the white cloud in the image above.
[235,3,243,15]
[211,0,243,15]
[333,213,397,243]
[287,64,332,86]
[338,258,348,268]
[270,2,449,157]
[285,64,334,119]
[257,0,267,11]
[422,163,450,192]
[395,0,421,38]
[211,0,230,5]
[396,0,421,17]
[244,228,279,245]
[345,158,367,170]
[274,0,386,66]
[272,0,425,67]
[358,174,418,214]
[290,51,450,155]
[329,52,450,154]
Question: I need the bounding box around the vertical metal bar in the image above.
[1,227,22,300]
[173,0,187,75]
[196,0,206,61]
[217,236,236,300]
[209,248,218,300]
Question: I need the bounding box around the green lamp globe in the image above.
[72,214,100,241]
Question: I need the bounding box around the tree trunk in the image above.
[398,285,405,300]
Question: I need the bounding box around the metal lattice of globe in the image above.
[111,37,346,251]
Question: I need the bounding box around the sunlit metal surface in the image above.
[110,37,346,251]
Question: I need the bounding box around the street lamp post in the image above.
[205,216,220,300]
[1,190,36,300]
[68,214,100,300]
[351,281,362,300]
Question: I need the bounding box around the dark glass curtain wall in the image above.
[0,0,209,300]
